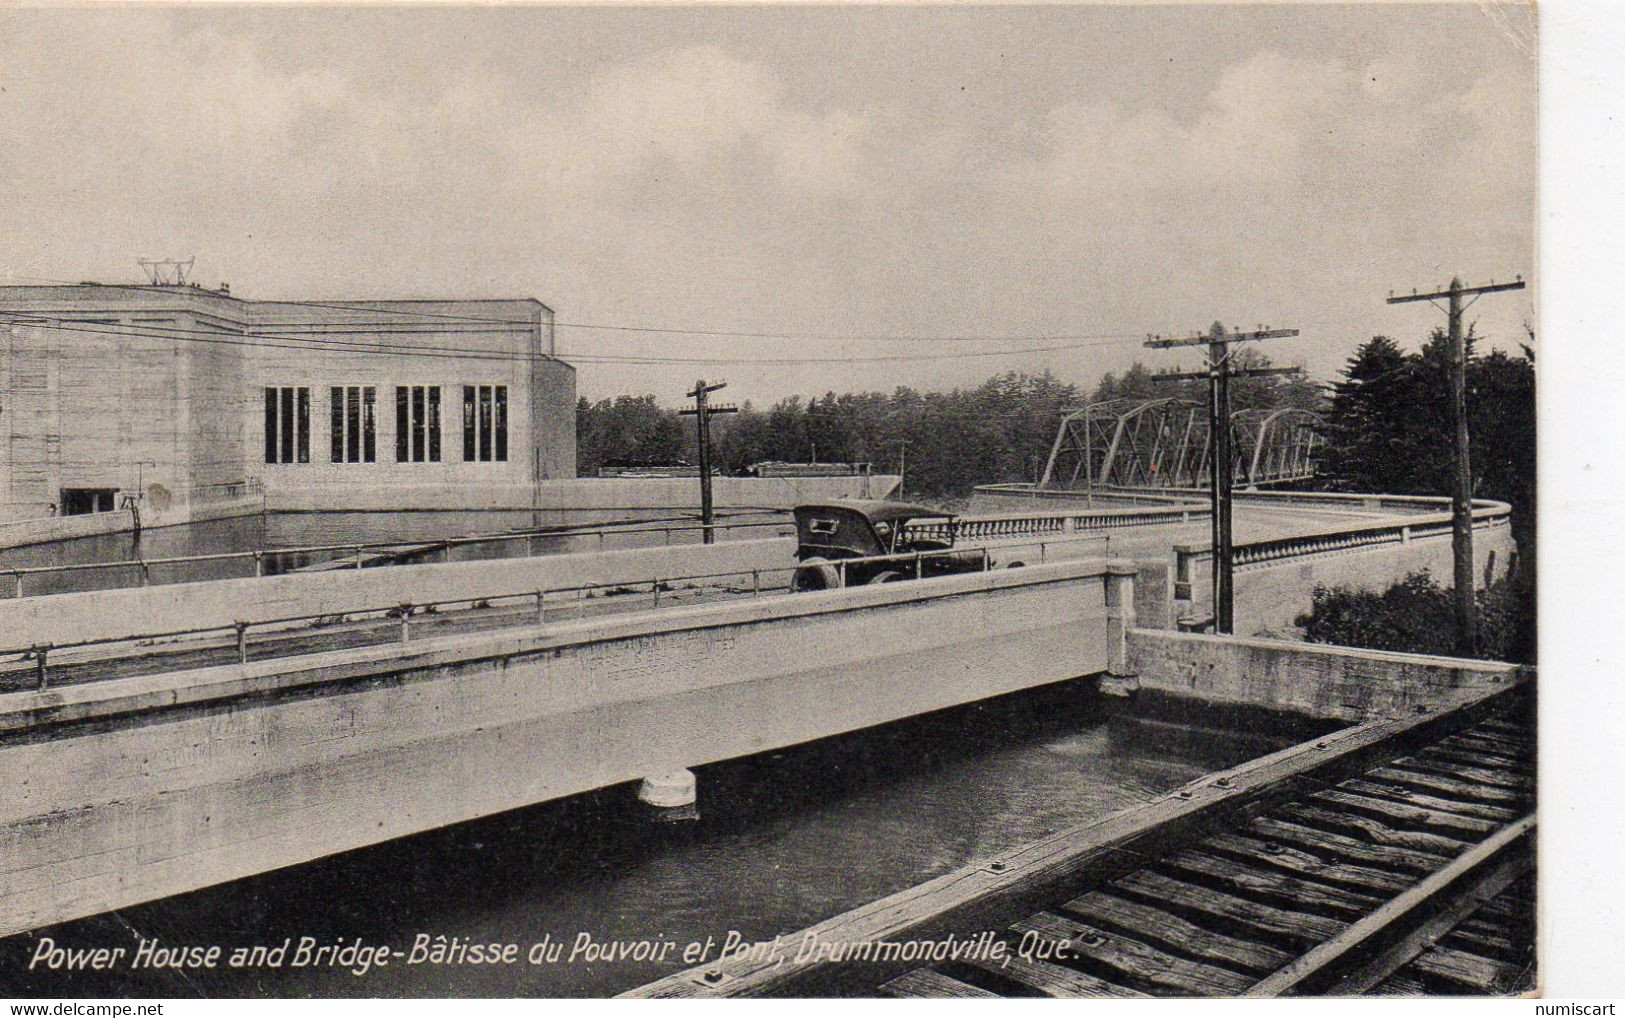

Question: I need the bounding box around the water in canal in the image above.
[0,684,1322,998]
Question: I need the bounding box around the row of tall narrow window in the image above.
[264,385,508,465]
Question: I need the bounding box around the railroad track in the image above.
[879,711,1535,998]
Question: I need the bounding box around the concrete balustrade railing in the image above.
[1172,500,1513,591]
[907,505,1207,544]
[972,483,1493,520]
[4,500,1202,600]
[1129,487,1479,516]
[1166,500,1516,635]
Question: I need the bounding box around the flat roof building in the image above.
[0,282,575,520]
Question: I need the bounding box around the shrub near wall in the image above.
[1294,568,1535,664]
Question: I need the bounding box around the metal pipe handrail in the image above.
[1,541,1101,690]
[0,517,794,586]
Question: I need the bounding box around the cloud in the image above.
[1000,52,1368,205]
[0,11,1535,402]
[463,44,878,211]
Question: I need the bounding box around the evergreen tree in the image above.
[1317,336,1414,493]
[1316,330,1534,544]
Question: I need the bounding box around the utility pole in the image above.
[895,439,910,499]
[679,380,738,544]
[1387,275,1525,656]
[1148,323,1300,634]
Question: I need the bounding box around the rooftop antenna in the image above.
[137,257,195,286]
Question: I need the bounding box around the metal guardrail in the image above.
[1,542,1095,691]
[182,479,266,504]
[0,517,794,599]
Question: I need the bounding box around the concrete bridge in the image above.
[0,488,1517,939]
[970,486,1516,636]
[0,558,1134,938]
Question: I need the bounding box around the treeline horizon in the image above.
[577,348,1323,501]
[576,331,1533,515]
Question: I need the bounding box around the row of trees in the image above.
[577,373,1084,500]
[577,354,1319,501]
[576,331,1533,520]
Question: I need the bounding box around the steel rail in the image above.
[1243,814,1535,996]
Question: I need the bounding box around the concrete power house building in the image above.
[0,283,576,522]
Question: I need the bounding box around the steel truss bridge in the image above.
[1038,398,1323,491]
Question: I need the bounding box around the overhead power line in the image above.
[0,309,1151,366]
[1,274,1149,344]
[553,322,1145,344]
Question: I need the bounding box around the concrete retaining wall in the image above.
[0,537,800,652]
[0,559,1132,936]
[1125,627,1524,722]
[264,474,901,513]
[0,495,264,552]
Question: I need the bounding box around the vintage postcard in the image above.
[0,0,1540,1003]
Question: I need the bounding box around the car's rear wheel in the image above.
[792,557,842,591]
[867,570,905,584]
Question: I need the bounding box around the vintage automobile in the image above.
[790,500,987,590]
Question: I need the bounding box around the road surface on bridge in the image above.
[0,500,1436,695]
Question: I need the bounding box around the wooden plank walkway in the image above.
[878,707,1535,998]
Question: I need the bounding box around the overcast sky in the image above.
[0,3,1536,406]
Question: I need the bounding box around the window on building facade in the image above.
[264,386,310,464]
[59,488,119,516]
[395,385,441,463]
[462,385,508,462]
[330,386,377,464]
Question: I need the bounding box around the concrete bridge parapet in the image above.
[1166,500,1515,637]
